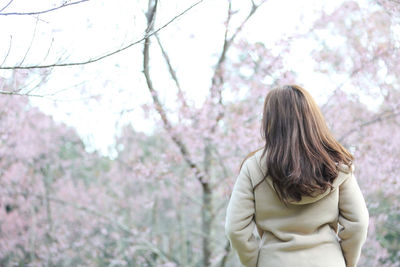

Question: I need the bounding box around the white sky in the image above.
[0,0,381,157]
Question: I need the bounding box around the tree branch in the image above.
[19,16,39,66]
[0,0,13,12]
[0,0,89,16]
[0,0,204,70]
[210,0,233,94]
[155,33,189,109]
[0,90,44,97]
[0,35,12,66]
[143,0,207,185]
[209,0,267,133]
[339,109,400,142]
[211,0,267,91]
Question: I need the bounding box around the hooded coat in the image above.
[225,149,369,267]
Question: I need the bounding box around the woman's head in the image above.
[256,84,353,203]
[261,84,334,145]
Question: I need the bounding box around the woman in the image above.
[225,85,369,267]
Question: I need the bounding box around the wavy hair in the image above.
[241,85,353,204]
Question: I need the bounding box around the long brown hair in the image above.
[241,85,353,204]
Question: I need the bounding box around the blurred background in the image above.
[0,0,399,266]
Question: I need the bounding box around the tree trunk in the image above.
[202,182,212,267]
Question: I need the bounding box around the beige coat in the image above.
[225,149,369,267]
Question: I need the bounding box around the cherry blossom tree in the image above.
[308,1,400,265]
[1,0,399,266]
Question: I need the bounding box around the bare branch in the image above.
[155,33,189,109]
[0,0,89,16]
[0,70,89,100]
[196,2,268,196]
[19,16,39,66]
[228,0,268,46]
[43,37,55,63]
[143,0,207,186]
[211,0,267,90]
[210,0,233,93]
[0,91,100,103]
[44,80,87,96]
[154,34,181,95]
[0,67,54,97]
[0,0,13,12]
[0,35,12,66]
[145,0,158,33]
[338,109,400,142]
[0,90,44,97]
[208,0,268,133]
[8,69,47,93]
[26,71,53,96]
[0,0,204,70]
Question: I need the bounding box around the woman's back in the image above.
[224,85,369,267]
[225,149,369,266]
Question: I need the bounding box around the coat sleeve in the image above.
[225,159,259,267]
[338,165,369,267]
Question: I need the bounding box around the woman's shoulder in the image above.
[332,162,355,188]
[337,162,355,174]
[244,149,267,172]
[239,149,268,188]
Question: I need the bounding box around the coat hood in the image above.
[253,149,353,205]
